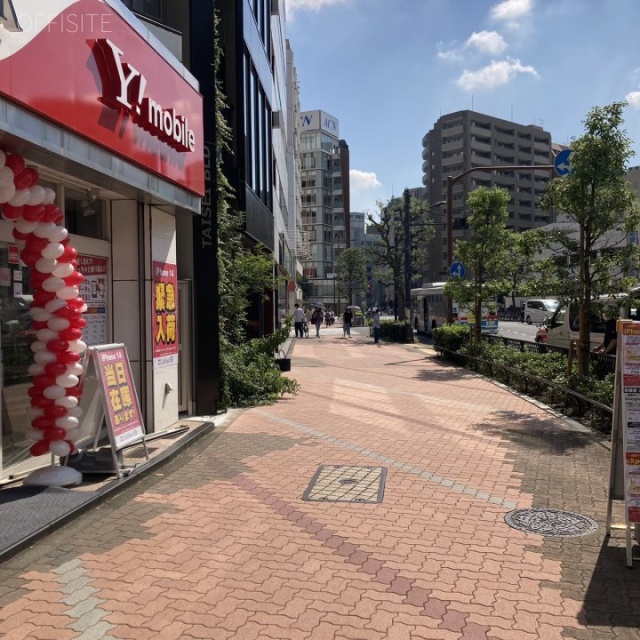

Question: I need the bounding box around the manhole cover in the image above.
[504,508,598,537]
[302,465,386,503]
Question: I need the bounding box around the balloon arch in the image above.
[0,149,87,485]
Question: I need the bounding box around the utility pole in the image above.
[403,188,412,341]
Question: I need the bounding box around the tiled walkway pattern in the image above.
[0,334,639,639]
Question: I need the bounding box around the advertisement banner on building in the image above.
[152,260,178,368]
[77,255,108,346]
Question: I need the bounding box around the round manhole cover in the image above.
[504,508,598,537]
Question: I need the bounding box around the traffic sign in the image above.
[554,149,572,176]
[450,262,465,278]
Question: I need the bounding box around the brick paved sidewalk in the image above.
[0,331,639,639]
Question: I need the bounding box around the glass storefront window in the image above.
[64,188,106,240]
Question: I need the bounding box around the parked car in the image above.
[523,298,559,325]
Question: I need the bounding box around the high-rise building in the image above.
[299,111,350,312]
[421,110,555,284]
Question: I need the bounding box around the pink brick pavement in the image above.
[0,329,638,639]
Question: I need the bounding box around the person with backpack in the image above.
[311,307,324,338]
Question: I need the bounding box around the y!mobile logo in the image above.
[95,38,196,153]
[0,0,21,31]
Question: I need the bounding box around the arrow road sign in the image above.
[554,149,573,176]
[450,262,465,279]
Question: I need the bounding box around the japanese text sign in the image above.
[152,261,178,368]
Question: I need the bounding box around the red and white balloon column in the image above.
[0,150,87,486]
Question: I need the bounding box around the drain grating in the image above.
[504,508,598,537]
[302,465,387,503]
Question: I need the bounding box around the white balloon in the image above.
[9,188,30,207]
[0,183,15,203]
[68,340,87,353]
[15,218,39,234]
[27,185,46,206]
[30,340,47,353]
[47,317,70,331]
[57,286,79,300]
[56,373,79,388]
[67,406,83,418]
[42,276,65,292]
[55,395,78,408]
[63,427,81,441]
[55,415,79,429]
[79,303,88,313]
[0,165,13,186]
[49,440,71,457]
[67,363,83,376]
[34,350,57,364]
[35,257,57,273]
[52,262,74,278]
[30,309,52,322]
[28,362,46,376]
[44,298,67,313]
[25,428,45,442]
[36,328,58,342]
[26,407,44,419]
[33,221,56,238]
[47,226,68,243]
[0,149,6,170]
[41,242,64,260]
[43,385,66,400]
[42,187,56,205]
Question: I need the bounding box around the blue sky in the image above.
[286,0,640,217]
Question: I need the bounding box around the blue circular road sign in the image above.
[554,149,572,176]
[450,262,465,278]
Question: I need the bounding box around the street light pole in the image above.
[444,163,555,324]
[403,188,411,326]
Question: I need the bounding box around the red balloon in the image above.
[29,271,48,288]
[31,416,54,430]
[58,246,78,263]
[53,211,64,224]
[31,396,54,409]
[67,297,85,311]
[31,320,48,331]
[57,351,81,364]
[41,205,61,223]
[32,374,56,389]
[14,168,39,190]
[46,339,69,354]
[66,441,76,455]
[12,228,31,241]
[2,204,23,220]
[58,327,83,341]
[64,272,84,287]
[28,386,44,399]
[23,204,46,222]
[30,440,50,457]
[44,404,67,419]
[44,362,67,377]
[25,238,49,256]
[33,289,57,306]
[66,386,83,397]
[70,317,87,330]
[5,154,25,176]
[43,427,67,441]
[20,250,41,266]
[54,306,81,319]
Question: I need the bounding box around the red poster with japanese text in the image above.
[95,346,145,450]
[152,261,178,368]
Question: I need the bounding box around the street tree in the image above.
[501,229,549,307]
[335,247,367,308]
[366,194,434,315]
[445,187,511,344]
[539,102,640,376]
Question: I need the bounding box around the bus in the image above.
[411,283,499,335]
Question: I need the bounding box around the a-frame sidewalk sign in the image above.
[607,320,640,567]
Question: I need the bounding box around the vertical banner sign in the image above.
[77,255,108,346]
[152,261,179,368]
[94,346,145,450]
[620,321,640,524]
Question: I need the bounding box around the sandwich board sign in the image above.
[606,320,640,566]
[74,344,148,478]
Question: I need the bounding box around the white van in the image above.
[523,298,559,325]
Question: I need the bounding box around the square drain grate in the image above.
[302,465,387,503]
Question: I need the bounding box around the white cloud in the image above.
[437,46,463,63]
[350,169,382,191]
[626,91,640,109]
[490,0,533,23]
[466,31,507,55]
[287,0,349,17]
[456,57,538,91]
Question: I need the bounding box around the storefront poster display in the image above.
[152,261,178,368]
[77,255,107,346]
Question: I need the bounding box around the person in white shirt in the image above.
[293,303,305,338]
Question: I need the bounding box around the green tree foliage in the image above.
[502,229,549,306]
[367,194,434,313]
[335,247,367,306]
[539,102,640,376]
[214,12,298,406]
[445,187,511,343]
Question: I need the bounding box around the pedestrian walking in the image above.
[373,308,382,344]
[293,303,305,338]
[311,307,324,338]
[343,308,353,338]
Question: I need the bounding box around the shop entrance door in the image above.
[177,280,193,414]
